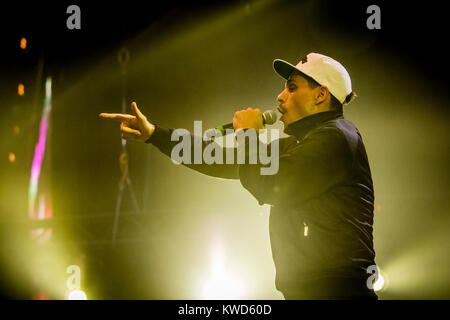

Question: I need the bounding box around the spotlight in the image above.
[367,265,388,293]
[67,290,87,300]
[202,250,246,299]
[373,273,385,292]
[203,273,245,300]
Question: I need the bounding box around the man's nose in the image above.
[277,89,286,103]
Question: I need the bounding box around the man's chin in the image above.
[280,120,288,133]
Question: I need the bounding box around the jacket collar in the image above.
[284,110,343,140]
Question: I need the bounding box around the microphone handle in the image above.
[216,123,234,135]
[215,110,273,136]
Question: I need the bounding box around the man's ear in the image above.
[315,86,329,105]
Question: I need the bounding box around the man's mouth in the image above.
[277,107,286,122]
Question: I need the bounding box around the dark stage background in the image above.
[0,0,449,299]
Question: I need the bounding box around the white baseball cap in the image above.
[273,53,354,105]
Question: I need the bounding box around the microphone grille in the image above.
[262,109,278,125]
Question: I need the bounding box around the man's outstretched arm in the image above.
[99,101,239,179]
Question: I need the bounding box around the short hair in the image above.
[290,70,347,113]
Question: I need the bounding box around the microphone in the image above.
[215,109,278,136]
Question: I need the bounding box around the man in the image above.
[100,53,377,300]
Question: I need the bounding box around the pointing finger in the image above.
[99,113,136,122]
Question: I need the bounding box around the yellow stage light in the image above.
[373,273,385,292]
[67,289,87,300]
[203,272,245,300]
[202,248,246,299]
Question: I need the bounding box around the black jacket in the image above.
[147,110,376,298]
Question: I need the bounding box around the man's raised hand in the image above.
[99,101,155,142]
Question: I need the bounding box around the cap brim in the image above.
[273,59,304,80]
